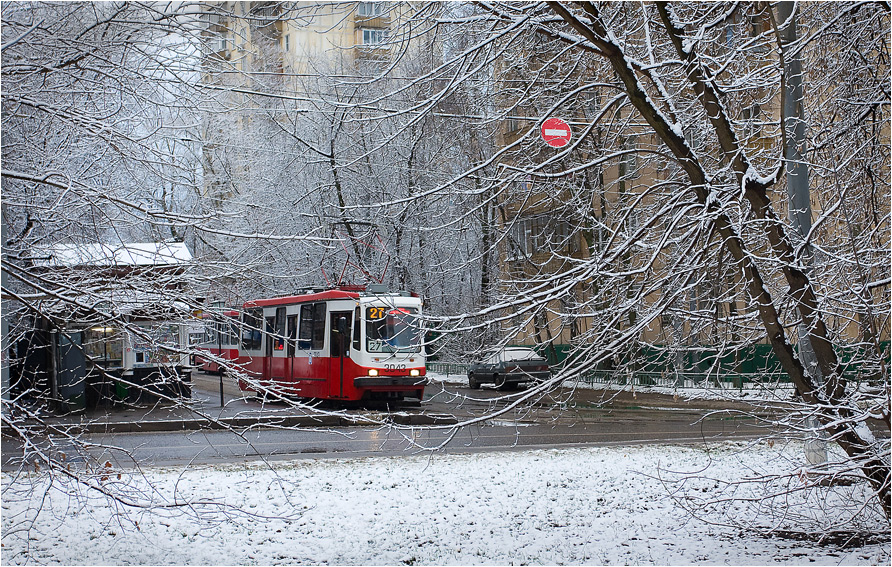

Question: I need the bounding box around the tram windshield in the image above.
[366,306,421,353]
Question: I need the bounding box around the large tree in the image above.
[345,1,890,519]
[2,0,888,543]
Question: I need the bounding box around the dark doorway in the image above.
[329,311,353,398]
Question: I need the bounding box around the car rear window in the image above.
[502,348,542,362]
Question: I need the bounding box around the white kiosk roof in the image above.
[34,242,192,268]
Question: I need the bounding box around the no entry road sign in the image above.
[541,117,572,148]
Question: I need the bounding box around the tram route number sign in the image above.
[541,117,572,148]
[368,307,388,320]
[367,306,411,320]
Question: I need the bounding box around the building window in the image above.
[506,217,531,260]
[208,33,228,55]
[745,13,769,52]
[284,34,290,52]
[742,103,762,138]
[358,2,383,17]
[749,15,765,36]
[505,214,570,260]
[583,225,607,255]
[362,28,387,46]
[620,135,639,180]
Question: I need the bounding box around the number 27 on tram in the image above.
[237,288,426,401]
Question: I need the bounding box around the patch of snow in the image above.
[486,420,535,427]
[3,441,888,565]
[427,371,467,386]
[855,420,877,444]
[740,165,776,199]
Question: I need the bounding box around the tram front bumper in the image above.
[354,376,428,388]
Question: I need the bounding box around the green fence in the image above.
[426,362,469,377]
[426,341,888,391]
[572,369,791,392]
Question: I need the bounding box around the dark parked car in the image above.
[467,347,552,390]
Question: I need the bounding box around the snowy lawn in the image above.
[2,440,889,565]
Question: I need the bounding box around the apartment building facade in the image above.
[200,2,400,204]
[490,4,889,379]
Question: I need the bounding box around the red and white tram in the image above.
[236,287,426,401]
[195,310,240,374]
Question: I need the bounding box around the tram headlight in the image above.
[368,369,379,377]
[410,369,420,377]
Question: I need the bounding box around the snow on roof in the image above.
[33,242,193,268]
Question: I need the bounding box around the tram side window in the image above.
[274,307,286,351]
[312,302,326,350]
[297,303,327,350]
[241,308,263,351]
[215,321,232,346]
[287,314,297,357]
[353,306,361,351]
[203,321,215,345]
[217,319,236,346]
[227,321,239,346]
[298,304,313,350]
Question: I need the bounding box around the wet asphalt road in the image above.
[2,374,769,470]
[79,411,764,470]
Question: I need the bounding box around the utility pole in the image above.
[778,1,826,465]
[1,217,8,401]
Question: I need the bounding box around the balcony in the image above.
[354,2,391,28]
[248,2,282,40]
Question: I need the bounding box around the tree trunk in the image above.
[547,0,890,518]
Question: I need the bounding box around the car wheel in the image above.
[468,373,480,389]
[494,374,508,390]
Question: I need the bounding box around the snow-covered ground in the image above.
[3,440,889,565]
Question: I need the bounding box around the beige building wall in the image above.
[200,2,403,202]
[204,2,404,84]
[495,79,888,355]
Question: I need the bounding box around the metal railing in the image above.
[426,362,798,392]
[426,362,469,378]
[571,369,795,392]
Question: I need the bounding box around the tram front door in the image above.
[329,311,353,398]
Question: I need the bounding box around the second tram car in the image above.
[195,310,240,374]
[237,287,426,401]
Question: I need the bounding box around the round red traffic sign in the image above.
[541,117,572,147]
